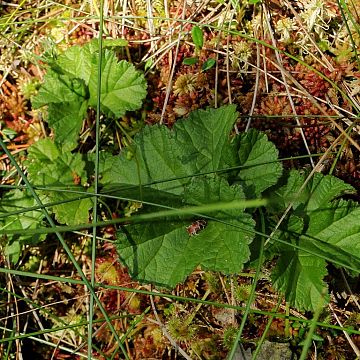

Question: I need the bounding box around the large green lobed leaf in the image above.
[116,175,255,287]
[47,101,88,151]
[32,43,147,150]
[32,70,86,109]
[0,190,46,263]
[56,44,94,83]
[271,172,360,310]
[109,106,284,288]
[26,139,92,225]
[174,105,240,172]
[100,105,240,195]
[268,170,355,214]
[88,50,147,117]
[237,129,283,197]
[272,250,328,310]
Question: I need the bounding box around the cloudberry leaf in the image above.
[105,106,255,287]
[32,43,147,150]
[272,249,328,311]
[32,70,86,109]
[116,175,254,287]
[238,129,282,196]
[0,190,46,263]
[268,170,355,214]
[26,139,92,225]
[100,105,240,195]
[88,50,147,117]
[271,173,360,310]
[56,44,94,83]
[47,101,88,151]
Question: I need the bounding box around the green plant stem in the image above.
[228,209,266,359]
[0,135,126,358]
[0,267,359,336]
[285,302,290,338]
[0,287,107,358]
[0,198,267,234]
[252,297,283,360]
[299,293,325,360]
[109,306,151,360]
[1,201,359,275]
[329,124,354,175]
[88,0,104,357]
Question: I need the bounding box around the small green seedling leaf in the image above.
[191,25,203,50]
[183,57,199,66]
[102,38,128,48]
[144,58,154,71]
[299,333,324,345]
[248,0,261,4]
[2,128,17,140]
[202,58,216,71]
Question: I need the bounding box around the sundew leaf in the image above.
[0,190,46,263]
[26,139,92,225]
[88,50,147,117]
[116,175,255,287]
[237,129,282,197]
